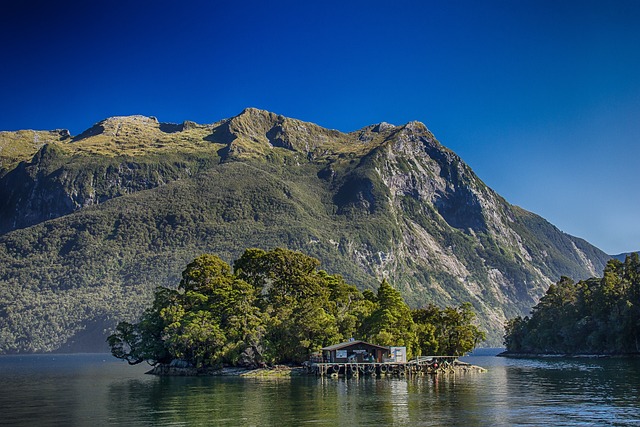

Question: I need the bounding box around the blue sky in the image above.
[1,0,639,254]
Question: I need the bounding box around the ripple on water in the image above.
[1,354,640,426]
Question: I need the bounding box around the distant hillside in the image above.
[0,109,612,352]
[612,252,639,262]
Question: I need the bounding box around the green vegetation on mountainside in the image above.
[509,206,606,282]
[0,153,397,352]
[0,109,613,353]
[0,129,71,175]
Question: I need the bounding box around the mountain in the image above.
[0,108,611,352]
[612,252,639,262]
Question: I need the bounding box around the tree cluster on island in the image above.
[108,248,486,368]
[504,253,640,355]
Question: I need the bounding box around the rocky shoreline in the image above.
[147,362,486,377]
[147,364,307,378]
[451,361,487,373]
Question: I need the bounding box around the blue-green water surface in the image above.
[1,350,639,426]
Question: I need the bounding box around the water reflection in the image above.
[2,354,640,426]
[103,371,503,426]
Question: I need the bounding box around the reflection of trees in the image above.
[107,375,499,425]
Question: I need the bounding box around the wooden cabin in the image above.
[321,340,390,363]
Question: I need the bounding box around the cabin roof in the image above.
[321,340,390,351]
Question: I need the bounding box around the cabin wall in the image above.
[322,344,390,363]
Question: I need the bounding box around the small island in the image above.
[501,253,640,357]
[108,248,486,375]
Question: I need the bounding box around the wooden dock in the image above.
[307,356,463,378]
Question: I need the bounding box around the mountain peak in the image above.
[215,108,347,158]
[237,107,279,118]
[103,115,159,124]
[74,115,161,140]
[372,122,396,132]
[229,107,284,131]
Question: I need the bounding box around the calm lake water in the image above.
[1,350,639,426]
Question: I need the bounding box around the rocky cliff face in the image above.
[0,108,611,352]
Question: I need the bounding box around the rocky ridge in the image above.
[0,108,612,352]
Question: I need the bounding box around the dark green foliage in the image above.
[108,248,486,367]
[413,303,486,356]
[359,279,419,358]
[504,253,640,354]
[109,254,264,368]
[235,248,343,363]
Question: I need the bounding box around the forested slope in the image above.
[0,109,612,352]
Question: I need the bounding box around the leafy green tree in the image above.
[503,316,528,353]
[504,254,640,355]
[107,286,177,365]
[360,279,418,358]
[412,304,442,355]
[109,254,264,367]
[436,303,486,356]
[320,271,372,340]
[161,305,226,367]
[235,248,344,363]
[410,303,487,357]
[173,254,264,367]
[107,321,145,365]
[109,247,487,368]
